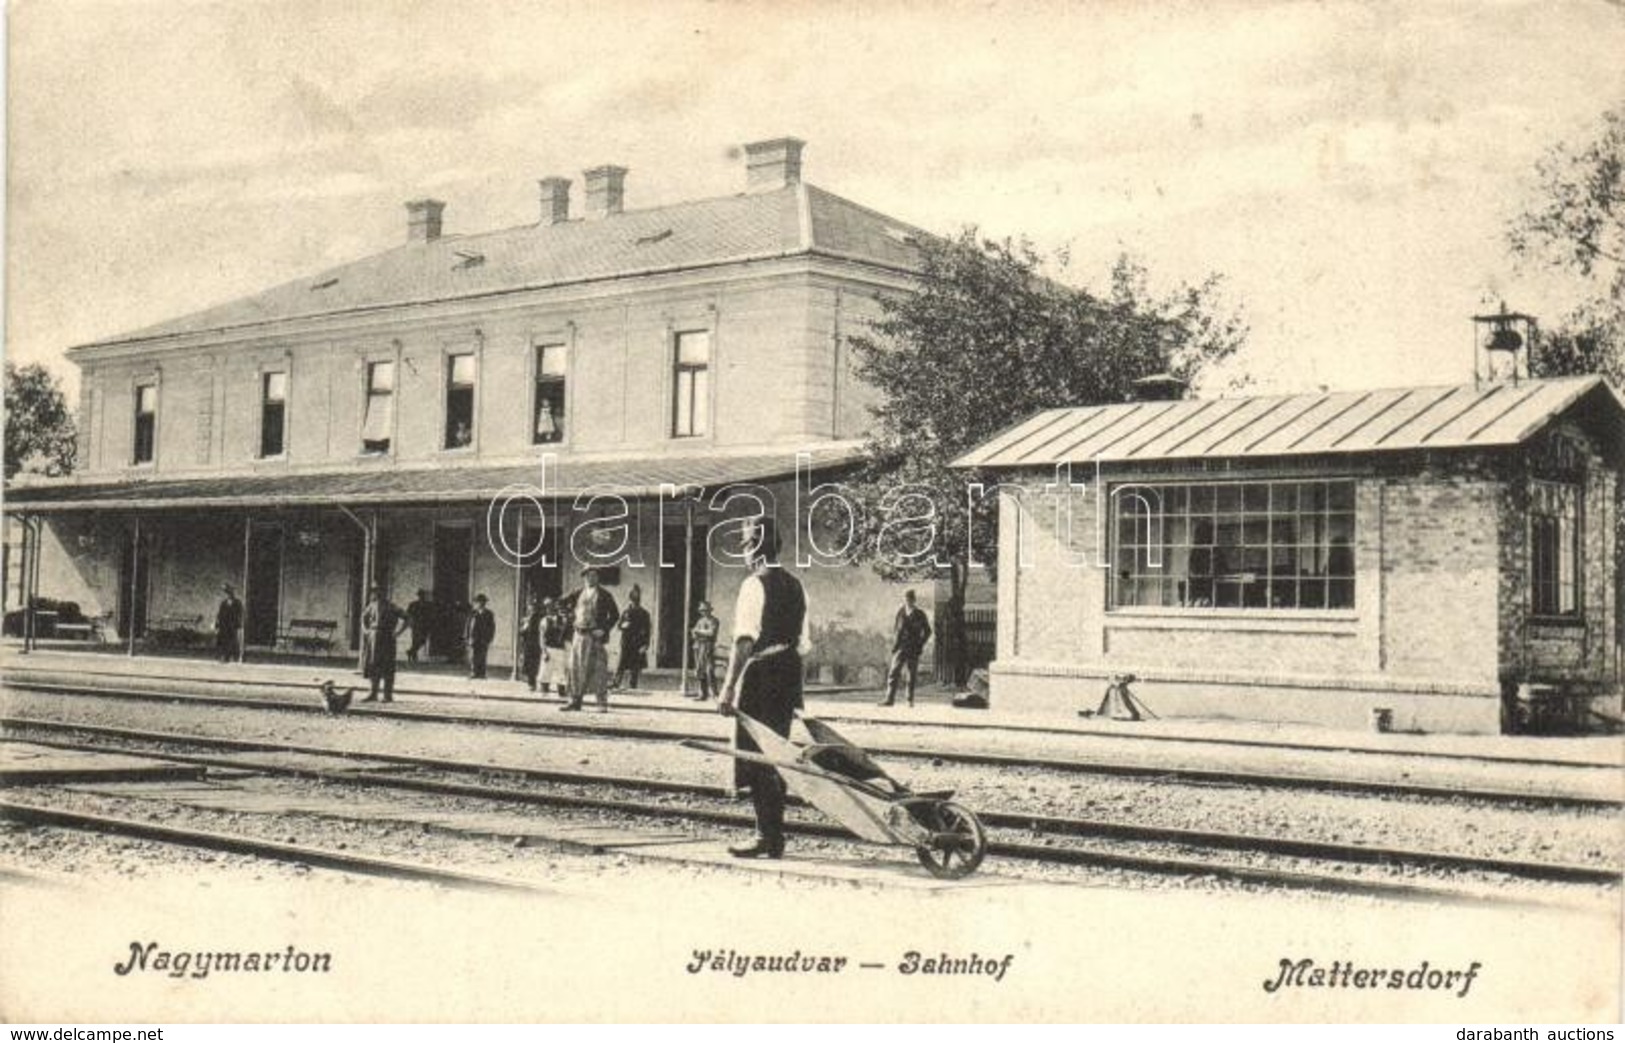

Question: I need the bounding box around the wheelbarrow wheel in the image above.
[914,800,986,879]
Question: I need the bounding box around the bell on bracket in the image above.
[1471,303,1537,385]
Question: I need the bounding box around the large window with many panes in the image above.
[533,344,566,444]
[1530,480,1581,617]
[672,330,710,438]
[1112,480,1356,610]
[132,384,158,465]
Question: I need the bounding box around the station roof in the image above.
[2,445,863,513]
[74,183,925,351]
[952,375,1625,470]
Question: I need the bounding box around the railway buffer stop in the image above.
[953,365,1623,736]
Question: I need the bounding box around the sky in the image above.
[7,0,1625,399]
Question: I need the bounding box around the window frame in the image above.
[1107,477,1358,615]
[1529,479,1583,621]
[671,328,713,440]
[442,350,478,452]
[359,358,397,457]
[132,381,159,467]
[258,369,289,460]
[532,341,569,446]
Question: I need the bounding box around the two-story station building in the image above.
[6,138,926,676]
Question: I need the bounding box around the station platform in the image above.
[3,644,1621,802]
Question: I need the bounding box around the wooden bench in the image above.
[146,614,207,650]
[278,618,338,654]
[53,613,111,642]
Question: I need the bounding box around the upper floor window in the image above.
[445,353,476,449]
[534,344,566,444]
[133,384,158,465]
[672,330,711,438]
[260,371,288,458]
[1112,480,1356,611]
[1531,481,1581,617]
[361,361,394,455]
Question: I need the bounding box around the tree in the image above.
[843,230,1246,685]
[1508,103,1625,382]
[4,362,77,480]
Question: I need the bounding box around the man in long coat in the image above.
[214,584,243,663]
[360,587,405,702]
[611,585,651,691]
[464,593,496,680]
[878,589,932,707]
[718,518,806,859]
[558,568,619,712]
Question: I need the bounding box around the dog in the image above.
[318,679,355,715]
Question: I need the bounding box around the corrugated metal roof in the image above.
[953,376,1625,469]
[3,447,862,512]
[78,184,925,350]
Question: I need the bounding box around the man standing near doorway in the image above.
[465,593,496,680]
[687,600,720,701]
[214,584,243,663]
[879,589,932,707]
[611,585,651,691]
[559,567,619,712]
[718,517,806,860]
[404,589,434,663]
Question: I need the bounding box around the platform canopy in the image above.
[952,375,1625,470]
[2,445,863,513]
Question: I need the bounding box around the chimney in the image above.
[406,198,446,242]
[537,177,572,225]
[582,165,627,219]
[744,137,805,192]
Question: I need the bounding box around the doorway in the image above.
[431,523,473,658]
[656,521,707,668]
[244,525,282,646]
[521,524,564,607]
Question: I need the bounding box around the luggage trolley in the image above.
[684,711,988,879]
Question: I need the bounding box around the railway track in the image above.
[0,797,551,894]
[5,718,1619,896]
[5,675,1618,809]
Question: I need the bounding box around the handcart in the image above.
[683,711,988,879]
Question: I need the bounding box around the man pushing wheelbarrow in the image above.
[697,516,987,878]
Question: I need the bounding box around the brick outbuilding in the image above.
[954,376,1624,734]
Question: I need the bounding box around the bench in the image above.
[278,618,338,654]
[147,614,207,650]
[53,613,111,642]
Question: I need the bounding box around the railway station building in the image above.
[4,138,930,680]
[954,375,1624,734]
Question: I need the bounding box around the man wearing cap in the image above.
[214,584,243,663]
[718,517,807,859]
[464,593,497,680]
[558,567,619,711]
[360,586,406,702]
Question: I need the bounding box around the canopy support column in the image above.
[679,497,695,697]
[239,513,252,662]
[127,515,141,657]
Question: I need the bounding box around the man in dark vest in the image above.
[214,584,243,663]
[718,517,806,859]
[879,589,932,707]
[464,593,496,679]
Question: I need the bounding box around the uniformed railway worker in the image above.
[718,517,806,859]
